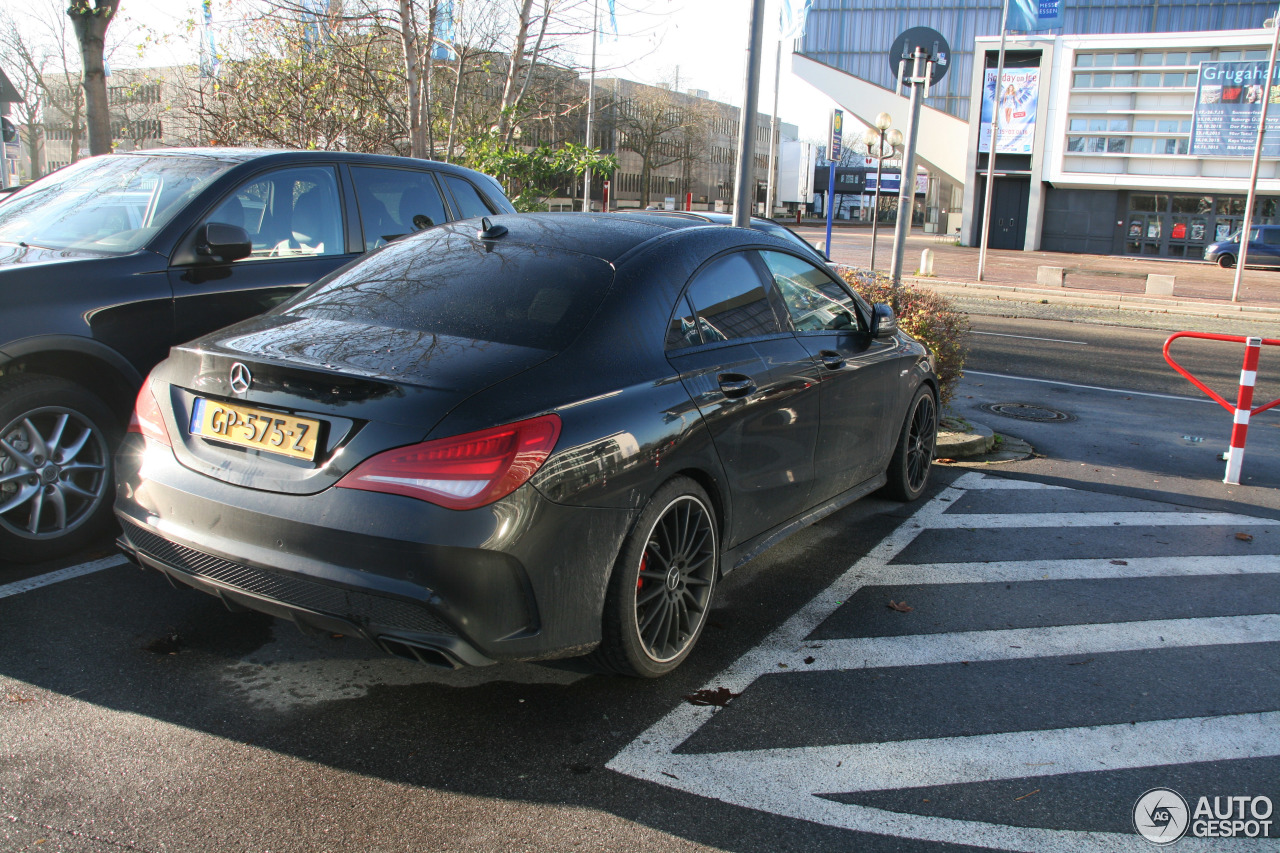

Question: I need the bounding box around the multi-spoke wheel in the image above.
[0,375,117,563]
[883,385,937,502]
[594,477,718,677]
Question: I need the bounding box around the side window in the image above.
[760,250,867,333]
[443,175,496,219]
[683,252,782,343]
[666,295,703,350]
[203,166,344,260]
[350,166,449,250]
[1265,229,1280,246]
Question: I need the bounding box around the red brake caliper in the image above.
[637,553,647,590]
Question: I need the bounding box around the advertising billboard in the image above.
[1189,60,1280,157]
[978,68,1039,154]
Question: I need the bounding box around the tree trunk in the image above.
[639,158,651,208]
[398,0,426,159]
[423,0,438,158]
[444,45,467,163]
[68,0,120,157]
[25,118,42,179]
[496,0,534,141]
[505,0,548,143]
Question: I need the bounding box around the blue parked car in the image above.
[1204,223,1280,269]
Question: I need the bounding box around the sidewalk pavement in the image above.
[793,224,1280,325]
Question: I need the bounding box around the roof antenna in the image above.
[478,217,508,239]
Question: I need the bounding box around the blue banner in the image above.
[1006,0,1062,32]
[1189,60,1280,157]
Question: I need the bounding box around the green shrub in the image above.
[840,267,970,406]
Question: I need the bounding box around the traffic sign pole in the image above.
[825,109,843,255]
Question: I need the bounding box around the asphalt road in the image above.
[1,311,1277,852]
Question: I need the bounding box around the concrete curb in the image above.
[937,420,995,458]
[904,277,1280,322]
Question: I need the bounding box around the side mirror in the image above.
[871,303,898,339]
[196,222,252,263]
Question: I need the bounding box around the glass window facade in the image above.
[797,0,1274,121]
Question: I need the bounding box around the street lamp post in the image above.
[860,112,903,271]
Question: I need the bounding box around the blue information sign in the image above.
[829,109,843,161]
[1190,60,1280,157]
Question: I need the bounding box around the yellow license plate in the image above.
[190,397,321,461]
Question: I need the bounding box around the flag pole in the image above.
[976,0,1010,281]
[1231,4,1280,302]
[583,0,598,213]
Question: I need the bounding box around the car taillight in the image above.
[336,414,561,510]
[128,379,171,447]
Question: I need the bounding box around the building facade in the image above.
[960,29,1280,260]
[798,0,1275,122]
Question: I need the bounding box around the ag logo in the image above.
[1134,788,1190,845]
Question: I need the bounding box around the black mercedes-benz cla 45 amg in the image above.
[115,213,937,677]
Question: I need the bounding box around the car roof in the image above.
[433,212,720,263]
[119,147,495,180]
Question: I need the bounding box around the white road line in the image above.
[611,713,1280,852]
[973,331,1088,345]
[881,554,1280,585]
[0,554,128,600]
[948,477,1069,490]
[927,510,1270,529]
[965,370,1215,404]
[608,471,1280,851]
[788,614,1280,671]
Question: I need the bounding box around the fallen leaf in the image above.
[887,600,914,613]
[7,694,33,704]
[1014,788,1041,801]
[143,629,181,655]
[1236,532,1254,542]
[804,656,816,665]
[684,687,740,707]
[1111,559,1128,566]
[935,458,957,464]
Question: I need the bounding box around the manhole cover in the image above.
[978,402,1076,423]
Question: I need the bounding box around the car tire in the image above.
[0,374,119,564]
[592,476,718,678]
[1218,254,1236,269]
[882,384,938,502]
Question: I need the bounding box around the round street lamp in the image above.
[858,112,903,271]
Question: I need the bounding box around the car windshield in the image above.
[0,155,234,254]
[284,227,615,351]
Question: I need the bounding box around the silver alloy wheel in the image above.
[0,406,110,539]
[633,494,717,663]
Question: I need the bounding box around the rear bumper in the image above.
[114,437,637,664]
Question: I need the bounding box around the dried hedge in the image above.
[840,267,971,406]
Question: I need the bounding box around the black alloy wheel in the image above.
[0,375,117,563]
[594,477,718,677]
[883,385,937,502]
[1218,254,1236,269]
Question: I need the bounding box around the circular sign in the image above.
[888,27,951,85]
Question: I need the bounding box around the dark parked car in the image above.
[1204,223,1280,268]
[0,148,514,562]
[114,213,937,677]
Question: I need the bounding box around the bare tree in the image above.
[0,12,56,178]
[612,81,711,208]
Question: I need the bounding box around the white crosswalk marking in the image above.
[608,472,1280,851]
[783,615,1280,671]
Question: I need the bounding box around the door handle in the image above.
[717,373,756,398]
[819,350,845,370]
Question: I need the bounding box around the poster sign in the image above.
[829,109,843,161]
[978,68,1039,154]
[1189,61,1280,157]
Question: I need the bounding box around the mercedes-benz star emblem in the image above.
[229,362,252,394]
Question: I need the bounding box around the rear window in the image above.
[283,229,614,351]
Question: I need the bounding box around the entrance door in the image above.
[975,177,1030,250]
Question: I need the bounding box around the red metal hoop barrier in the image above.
[1163,332,1280,485]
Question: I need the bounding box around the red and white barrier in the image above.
[1163,332,1280,485]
